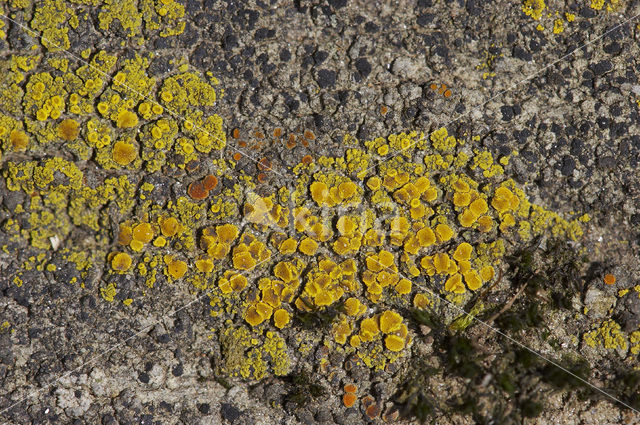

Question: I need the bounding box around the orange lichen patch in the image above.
[188,181,209,200]
[202,175,218,191]
[245,305,265,326]
[480,265,495,282]
[453,242,473,262]
[299,237,319,255]
[469,198,488,216]
[416,227,436,247]
[464,270,482,291]
[430,83,452,98]
[413,293,432,309]
[453,192,471,207]
[232,152,242,161]
[112,141,137,165]
[458,208,477,228]
[395,278,412,294]
[159,216,180,237]
[359,317,380,342]
[604,274,616,285]
[273,128,283,138]
[310,181,329,205]
[118,224,133,245]
[286,134,297,149]
[130,240,144,252]
[333,317,352,344]
[492,186,519,214]
[499,213,516,232]
[336,216,357,237]
[57,118,80,141]
[257,173,267,183]
[273,308,290,328]
[256,301,273,318]
[433,253,451,274]
[338,181,358,200]
[379,310,403,333]
[420,255,435,275]
[452,179,469,193]
[435,223,454,242]
[153,236,167,247]
[10,129,29,151]
[229,273,248,291]
[195,258,214,273]
[167,258,188,279]
[457,260,471,274]
[477,215,493,232]
[344,383,357,394]
[342,392,357,408]
[444,273,465,293]
[278,238,298,255]
[116,110,139,128]
[344,297,366,317]
[111,252,132,272]
[233,251,257,270]
[304,130,315,141]
[132,223,154,243]
[216,224,239,243]
[385,334,405,352]
[232,128,240,139]
[218,271,248,293]
[380,105,388,115]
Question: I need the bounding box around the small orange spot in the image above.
[342,393,357,408]
[438,83,447,94]
[443,89,452,98]
[203,175,218,191]
[604,274,616,285]
[238,140,247,147]
[302,155,313,165]
[254,131,264,139]
[233,152,242,161]
[304,130,315,141]
[301,139,309,147]
[188,181,209,200]
[429,83,438,90]
[257,172,267,183]
[273,128,282,138]
[232,128,240,139]
[343,384,357,393]
[380,105,388,115]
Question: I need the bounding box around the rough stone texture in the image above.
[2,0,640,424]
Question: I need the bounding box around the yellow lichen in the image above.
[111,252,132,272]
[112,141,137,166]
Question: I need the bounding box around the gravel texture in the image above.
[2,1,640,424]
